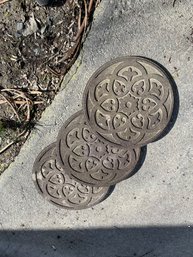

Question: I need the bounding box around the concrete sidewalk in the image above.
[1,0,193,256]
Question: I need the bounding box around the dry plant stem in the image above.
[29,91,42,95]
[1,88,26,96]
[0,93,21,122]
[46,65,61,76]
[2,88,33,104]
[17,102,26,113]
[66,38,81,68]
[26,100,31,121]
[1,88,34,122]
[0,0,98,155]
[78,8,82,30]
[0,100,42,105]
[0,0,10,4]
[15,100,43,105]
[75,0,94,41]
[0,100,7,104]
[2,88,26,95]
[83,0,88,28]
[0,141,15,155]
[0,130,29,155]
[88,0,94,13]
[74,14,85,40]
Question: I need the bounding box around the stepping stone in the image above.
[57,111,140,187]
[32,143,110,210]
[83,56,174,147]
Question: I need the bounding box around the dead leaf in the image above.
[21,13,39,37]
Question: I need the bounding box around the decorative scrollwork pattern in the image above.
[32,143,109,210]
[57,111,140,187]
[83,57,174,147]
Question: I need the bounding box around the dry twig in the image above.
[75,0,94,41]
[0,0,99,158]
[78,7,82,30]
[0,93,21,122]
[0,88,41,122]
[0,130,29,154]
[0,0,10,4]
[173,0,177,7]
[88,0,94,13]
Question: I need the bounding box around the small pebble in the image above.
[16,22,24,31]
[51,245,56,250]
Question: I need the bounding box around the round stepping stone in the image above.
[57,111,140,187]
[32,143,110,210]
[83,56,174,147]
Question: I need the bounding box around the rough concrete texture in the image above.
[1,0,193,256]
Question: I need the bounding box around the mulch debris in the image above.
[0,0,98,173]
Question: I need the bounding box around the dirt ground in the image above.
[0,0,98,174]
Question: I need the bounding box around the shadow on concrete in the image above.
[126,145,147,180]
[147,57,180,143]
[1,226,193,257]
